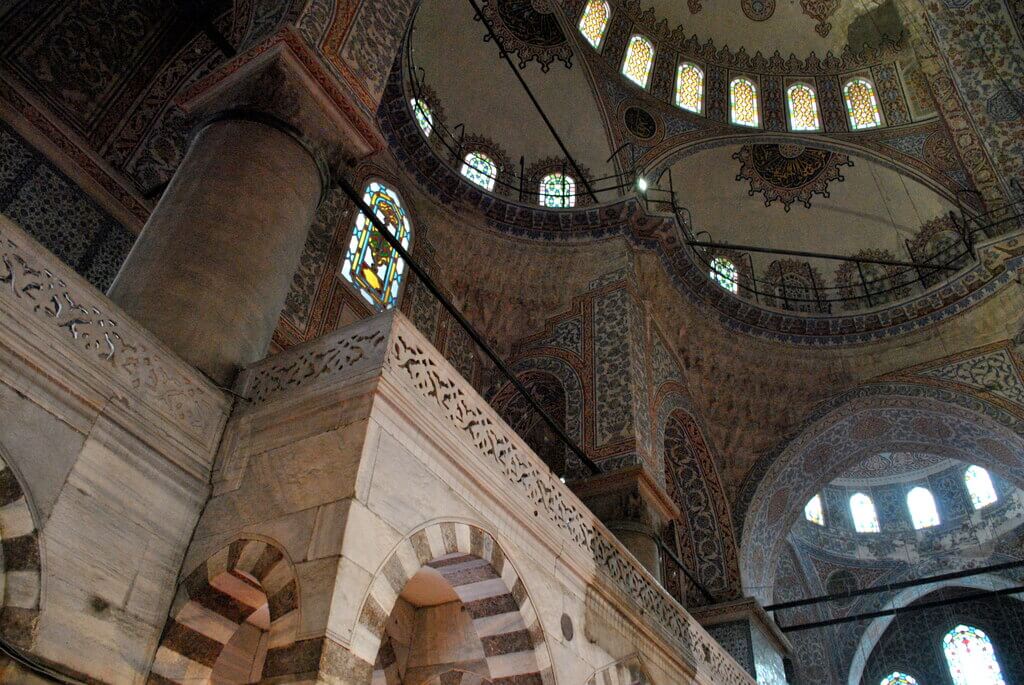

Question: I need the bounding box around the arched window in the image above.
[843,78,882,130]
[675,63,704,114]
[730,77,759,127]
[943,624,1006,685]
[410,98,433,137]
[461,151,497,191]
[341,181,412,311]
[965,465,998,509]
[804,494,824,526]
[622,35,654,89]
[539,173,576,208]
[787,83,821,131]
[709,256,738,293]
[850,492,880,533]
[880,672,918,685]
[907,486,940,529]
[578,0,610,49]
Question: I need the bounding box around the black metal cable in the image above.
[779,585,1024,633]
[464,0,598,203]
[336,175,602,477]
[766,559,1024,611]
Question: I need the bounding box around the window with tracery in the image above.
[943,624,1006,685]
[341,181,411,311]
[539,173,576,208]
[578,0,610,49]
[675,63,704,114]
[709,256,738,293]
[461,151,497,191]
[410,98,433,137]
[965,465,998,509]
[907,486,940,529]
[787,83,821,131]
[850,492,880,533]
[730,77,759,127]
[804,494,824,526]
[843,78,882,130]
[622,35,654,89]
[880,672,918,685]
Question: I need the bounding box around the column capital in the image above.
[176,28,386,173]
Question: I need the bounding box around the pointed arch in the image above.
[149,538,301,683]
[843,78,882,130]
[461,151,498,191]
[675,63,704,114]
[656,394,741,604]
[622,35,654,88]
[943,624,1006,685]
[341,180,412,311]
[351,522,553,684]
[965,465,998,508]
[786,82,821,131]
[906,486,940,529]
[729,77,759,127]
[850,492,881,532]
[578,0,610,49]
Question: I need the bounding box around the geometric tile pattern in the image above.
[0,121,134,292]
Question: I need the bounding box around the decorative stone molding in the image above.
[0,214,228,470]
[238,310,755,684]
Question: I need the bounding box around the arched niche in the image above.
[148,538,301,683]
[354,522,553,685]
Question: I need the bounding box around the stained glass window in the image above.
[943,624,1006,685]
[710,257,738,293]
[880,672,918,685]
[675,63,704,114]
[850,492,880,533]
[622,35,654,89]
[804,494,825,526]
[461,151,497,191]
[965,465,998,509]
[730,77,759,127]
[341,181,411,311]
[410,98,433,137]
[907,486,940,529]
[539,173,576,208]
[843,78,882,130]
[787,83,821,131]
[578,0,610,49]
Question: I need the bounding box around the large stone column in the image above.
[109,113,324,383]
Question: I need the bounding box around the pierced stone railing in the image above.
[0,214,229,473]
[236,310,754,685]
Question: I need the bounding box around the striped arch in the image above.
[0,452,41,649]
[354,522,553,685]
[149,538,300,684]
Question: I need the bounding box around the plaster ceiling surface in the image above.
[411,0,616,184]
[636,0,905,59]
[669,143,957,274]
[832,451,953,485]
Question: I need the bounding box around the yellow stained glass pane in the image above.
[730,78,759,127]
[787,84,820,131]
[578,0,610,49]
[844,78,882,130]
[622,35,654,88]
[675,63,703,113]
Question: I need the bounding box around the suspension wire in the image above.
[765,559,1024,611]
[464,0,598,202]
[779,585,1024,632]
[335,175,602,477]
